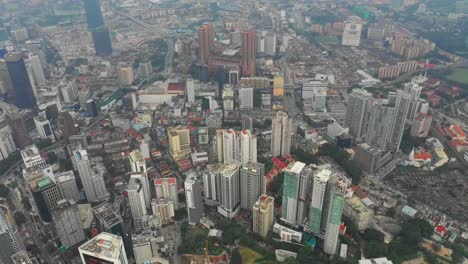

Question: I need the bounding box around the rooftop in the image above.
[79,232,123,260]
[93,202,123,228]
[285,161,306,175]
[11,250,33,264]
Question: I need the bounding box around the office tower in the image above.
[198,127,209,145]
[239,130,257,165]
[252,194,274,238]
[186,79,196,103]
[342,23,362,46]
[29,176,62,222]
[388,90,411,153]
[9,116,32,149]
[345,89,373,141]
[56,171,80,202]
[57,79,79,103]
[296,166,313,226]
[167,126,191,160]
[132,235,159,264]
[184,175,204,225]
[239,87,254,109]
[217,161,241,218]
[52,199,85,248]
[271,111,292,157]
[264,32,277,56]
[79,232,129,264]
[323,177,347,255]
[273,76,284,97]
[0,60,13,95]
[215,129,224,163]
[129,150,147,173]
[241,117,253,131]
[92,29,113,57]
[198,23,214,65]
[118,65,134,86]
[34,111,55,142]
[93,202,125,237]
[0,212,23,264]
[127,178,148,230]
[365,101,395,151]
[241,29,256,77]
[154,178,179,209]
[61,111,79,141]
[25,55,45,87]
[130,172,151,209]
[308,168,331,234]
[240,162,265,211]
[5,53,36,108]
[83,0,104,29]
[74,149,108,203]
[138,60,153,78]
[281,161,306,225]
[0,122,16,161]
[222,129,238,163]
[410,113,432,138]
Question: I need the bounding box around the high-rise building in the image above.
[154,178,179,209]
[281,161,306,226]
[91,29,113,57]
[222,84,235,111]
[365,101,395,151]
[57,79,79,104]
[239,87,254,109]
[130,172,151,209]
[186,79,196,103]
[79,232,128,264]
[138,60,153,78]
[118,65,134,86]
[20,145,46,169]
[345,89,373,141]
[410,113,432,138]
[308,168,331,234]
[302,80,328,112]
[73,149,108,203]
[132,234,159,264]
[167,126,191,160]
[198,23,214,65]
[93,202,125,237]
[241,29,256,77]
[217,161,241,218]
[56,170,80,203]
[11,251,34,264]
[129,150,147,173]
[34,111,55,142]
[271,111,292,157]
[215,129,224,163]
[239,130,257,165]
[296,166,313,226]
[184,174,204,225]
[388,90,411,153]
[323,177,347,255]
[5,53,36,108]
[61,111,79,141]
[252,194,274,239]
[52,199,85,248]
[198,127,209,145]
[240,162,265,211]
[342,23,362,46]
[0,212,23,264]
[273,76,284,97]
[127,178,148,230]
[83,0,104,30]
[25,55,46,87]
[9,115,32,149]
[222,129,238,163]
[29,176,62,222]
[204,163,222,205]
[0,122,16,161]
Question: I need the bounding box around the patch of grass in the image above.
[446,69,468,85]
[239,247,263,264]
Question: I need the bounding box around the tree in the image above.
[22,196,32,211]
[47,152,58,164]
[14,212,27,226]
[365,241,387,258]
[0,184,10,198]
[363,229,385,242]
[283,257,298,264]
[231,249,242,264]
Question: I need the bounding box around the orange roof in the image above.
[414,151,432,161]
[452,125,465,138]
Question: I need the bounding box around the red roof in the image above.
[452,125,465,138]
[127,128,143,140]
[154,178,177,185]
[167,82,185,91]
[435,225,447,234]
[414,151,432,161]
[351,186,368,198]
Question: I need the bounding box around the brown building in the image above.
[61,111,79,141]
[10,115,32,149]
[198,23,214,65]
[241,29,256,77]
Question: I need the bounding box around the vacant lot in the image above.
[447,69,468,84]
[239,247,263,264]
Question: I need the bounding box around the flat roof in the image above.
[79,232,123,260]
[285,161,306,174]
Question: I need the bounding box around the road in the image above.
[112,10,166,37]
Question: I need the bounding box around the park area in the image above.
[239,247,264,264]
[446,68,468,85]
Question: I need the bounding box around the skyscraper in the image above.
[61,111,79,141]
[222,129,238,163]
[240,162,265,211]
[365,101,395,151]
[129,150,147,173]
[73,149,108,203]
[132,234,159,264]
[127,178,147,230]
[239,87,254,109]
[241,29,256,77]
[168,126,191,160]
[410,113,432,138]
[296,166,313,226]
[218,161,241,218]
[93,202,125,237]
[345,89,373,141]
[92,29,113,57]
[25,55,46,87]
[323,177,347,255]
[239,130,257,165]
[252,194,274,239]
[0,212,23,264]
[83,0,105,30]
[56,170,80,203]
[52,199,85,248]
[79,232,128,264]
[29,176,62,223]
[388,90,411,153]
[271,111,292,157]
[130,172,151,210]
[308,168,331,234]
[184,174,204,225]
[281,161,306,226]
[5,53,36,108]
[204,163,222,205]
[154,178,179,209]
[198,23,214,65]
